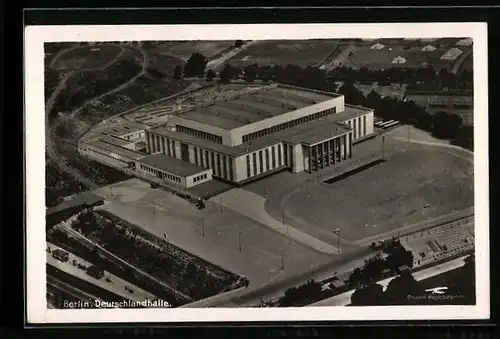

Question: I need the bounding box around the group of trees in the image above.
[49,57,142,116]
[171,51,473,150]
[349,239,414,287]
[337,81,473,150]
[278,280,324,307]
[351,254,476,305]
[70,210,241,301]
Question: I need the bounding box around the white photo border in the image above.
[26,22,490,324]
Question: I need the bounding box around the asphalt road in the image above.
[183,245,377,307]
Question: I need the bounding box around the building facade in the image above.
[80,83,376,188]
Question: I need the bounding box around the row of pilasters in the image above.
[308,133,351,172]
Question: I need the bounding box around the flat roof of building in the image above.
[138,154,208,177]
[177,85,338,130]
[99,135,134,147]
[87,139,145,160]
[105,119,146,136]
[281,120,352,145]
[47,191,104,215]
[150,103,373,156]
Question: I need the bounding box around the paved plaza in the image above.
[93,179,333,287]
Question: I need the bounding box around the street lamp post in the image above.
[333,228,341,254]
[381,135,385,160]
[220,196,223,214]
[201,217,205,238]
[238,231,242,252]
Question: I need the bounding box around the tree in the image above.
[243,64,258,82]
[234,40,244,48]
[173,65,183,80]
[338,81,366,106]
[350,283,384,306]
[183,53,208,78]
[219,64,238,83]
[383,271,422,305]
[432,111,463,139]
[206,69,216,82]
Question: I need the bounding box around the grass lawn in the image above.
[50,45,124,71]
[229,40,341,68]
[342,44,455,70]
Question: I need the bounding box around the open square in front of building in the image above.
[262,140,474,244]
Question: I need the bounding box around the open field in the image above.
[163,41,235,60]
[276,148,473,243]
[50,45,124,71]
[92,179,333,286]
[337,44,457,70]
[228,40,342,68]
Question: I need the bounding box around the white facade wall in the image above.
[119,130,145,142]
[80,147,131,169]
[235,142,285,182]
[185,170,213,188]
[230,96,345,146]
[168,115,233,145]
[292,143,304,173]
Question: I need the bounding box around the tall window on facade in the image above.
[216,154,221,177]
[358,117,362,137]
[363,115,367,136]
[271,146,276,168]
[228,158,234,181]
[211,152,216,175]
[222,155,227,179]
[194,146,198,165]
[246,155,251,178]
[277,145,282,166]
[259,150,264,173]
[353,119,357,138]
[252,153,257,176]
[265,149,270,171]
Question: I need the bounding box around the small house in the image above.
[421,44,437,52]
[370,43,385,50]
[391,56,407,64]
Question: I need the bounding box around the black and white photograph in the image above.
[25,23,489,323]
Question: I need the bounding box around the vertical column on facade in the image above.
[349,133,353,158]
[160,137,165,154]
[151,134,156,153]
[145,131,150,153]
[224,157,231,180]
[331,139,335,164]
[325,140,331,167]
[163,137,169,155]
[314,144,319,170]
[149,132,154,153]
[308,147,312,173]
[342,134,347,159]
[322,142,327,167]
[340,137,344,160]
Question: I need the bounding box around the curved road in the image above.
[46,44,149,188]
